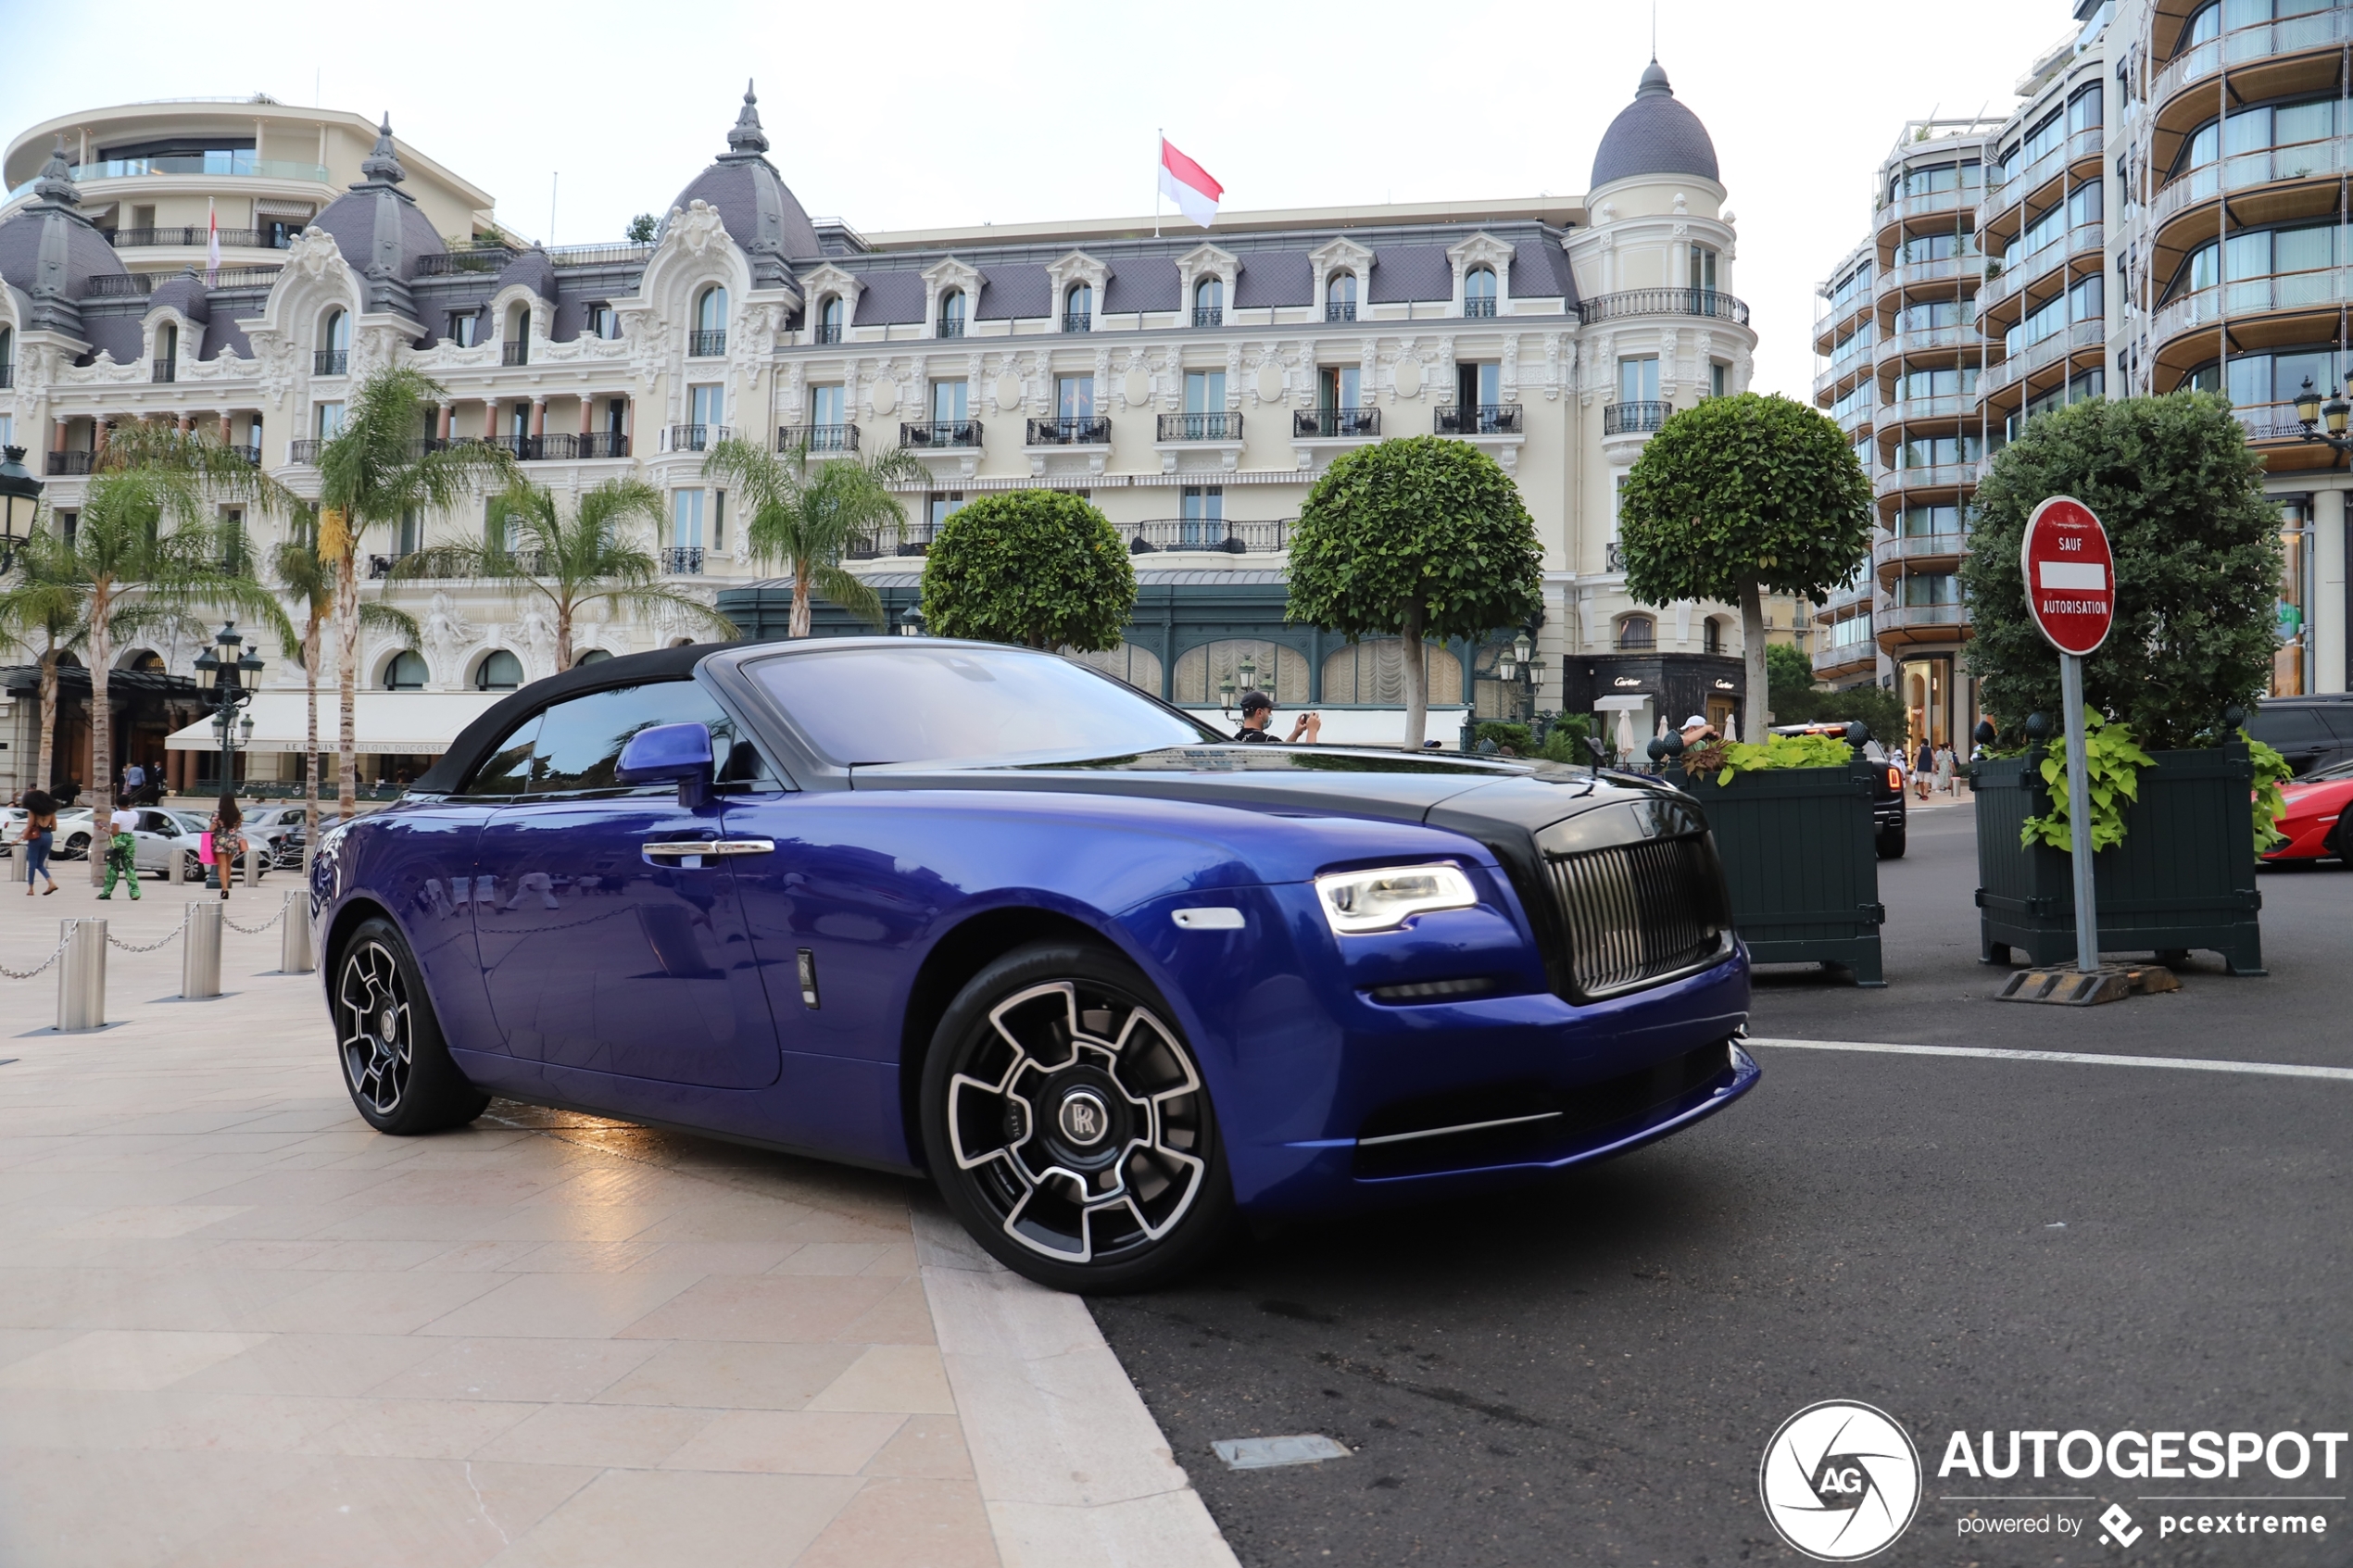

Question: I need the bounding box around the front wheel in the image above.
[332,917,488,1135]
[921,942,1234,1293]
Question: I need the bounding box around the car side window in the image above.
[460,713,542,796]
[2249,709,2328,747]
[525,680,772,797]
[139,811,171,834]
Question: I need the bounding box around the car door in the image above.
[2248,707,2334,777]
[132,809,178,872]
[472,679,783,1090]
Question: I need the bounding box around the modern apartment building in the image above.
[1,73,1761,798]
[1814,0,2351,749]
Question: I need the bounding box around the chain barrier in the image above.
[107,925,184,954]
[222,904,285,936]
[0,932,72,981]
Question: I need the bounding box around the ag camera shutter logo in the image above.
[1759,1400,1923,1561]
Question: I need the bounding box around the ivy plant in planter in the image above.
[1958,394,2283,972]
[1663,724,1886,986]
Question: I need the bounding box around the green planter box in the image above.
[1670,760,1886,985]
[1970,742,2264,974]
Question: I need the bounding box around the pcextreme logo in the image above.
[1759,1401,1924,1562]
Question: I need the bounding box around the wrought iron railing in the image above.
[662,546,705,575]
[1464,295,1498,319]
[45,451,94,476]
[1157,412,1241,441]
[1026,416,1111,445]
[109,226,291,250]
[687,330,726,358]
[225,443,260,466]
[778,423,859,455]
[0,364,12,388]
[901,420,984,448]
[414,247,515,277]
[287,439,323,465]
[937,318,965,338]
[661,424,731,453]
[576,431,630,458]
[813,321,843,344]
[1119,518,1290,554]
[1063,311,1092,333]
[1435,403,1523,435]
[1326,301,1356,322]
[1602,401,1672,435]
[1193,306,1223,328]
[1293,408,1379,438]
[313,348,347,376]
[1577,288,1751,326]
[82,267,282,297]
[547,241,656,268]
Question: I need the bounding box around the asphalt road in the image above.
[1090,799,2353,1566]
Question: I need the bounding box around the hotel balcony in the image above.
[1601,400,1672,436]
[1434,404,1524,435]
[1157,412,1242,441]
[1813,622,1879,681]
[44,450,95,476]
[2150,5,2353,128]
[1979,126,2103,242]
[1577,288,1752,327]
[1877,599,1972,649]
[1293,408,1380,439]
[1979,318,2104,407]
[1874,530,1969,585]
[1118,518,1290,555]
[900,420,984,449]
[1875,255,1984,301]
[777,423,859,455]
[1979,223,2102,323]
[3,154,330,207]
[1026,416,1112,447]
[660,424,732,453]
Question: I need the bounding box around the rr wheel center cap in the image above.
[1057,1089,1112,1148]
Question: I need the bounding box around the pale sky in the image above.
[1,0,2076,400]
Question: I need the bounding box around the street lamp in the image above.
[1218,673,1237,712]
[0,445,42,572]
[195,621,264,799]
[899,604,925,637]
[2293,373,2353,458]
[1236,653,1258,692]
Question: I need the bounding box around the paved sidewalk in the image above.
[0,876,1231,1568]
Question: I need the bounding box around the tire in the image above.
[1876,828,1906,859]
[181,851,204,884]
[920,941,1234,1293]
[331,916,489,1135]
[62,833,90,860]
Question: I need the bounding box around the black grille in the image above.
[1546,834,1727,998]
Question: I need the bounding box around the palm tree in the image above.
[274,532,417,856]
[31,458,291,876]
[700,437,924,636]
[314,368,515,812]
[393,475,734,669]
[0,545,88,795]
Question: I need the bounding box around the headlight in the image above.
[1314,863,1478,935]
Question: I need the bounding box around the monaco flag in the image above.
[205,197,220,285]
[1159,137,1222,228]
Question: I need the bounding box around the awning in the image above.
[166,691,503,755]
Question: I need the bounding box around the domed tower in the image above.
[0,141,130,341]
[307,116,444,320]
[1590,60,1720,194]
[664,82,820,287]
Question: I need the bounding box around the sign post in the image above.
[2020,496,2116,975]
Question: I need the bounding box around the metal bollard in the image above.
[57,918,107,1033]
[245,844,259,888]
[182,900,222,1000]
[166,843,181,884]
[281,890,315,974]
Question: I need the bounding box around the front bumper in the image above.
[1218,947,1755,1215]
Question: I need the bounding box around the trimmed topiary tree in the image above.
[920,490,1137,650]
[1959,392,2281,750]
[1286,435,1542,748]
[1617,393,1874,743]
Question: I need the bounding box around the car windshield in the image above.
[749,644,1223,766]
[2298,759,2353,783]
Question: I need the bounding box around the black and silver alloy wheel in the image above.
[336,938,412,1116]
[924,943,1232,1291]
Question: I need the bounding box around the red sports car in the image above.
[2263,759,2353,863]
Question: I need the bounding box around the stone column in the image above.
[217,410,233,445]
[481,399,498,441]
[530,397,546,438]
[54,417,69,454]
[91,419,110,464]
[2318,487,2347,695]
[579,396,595,436]
[438,402,454,441]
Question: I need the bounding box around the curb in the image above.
[912,1198,1240,1568]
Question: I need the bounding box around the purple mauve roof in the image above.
[1591,62,1719,189]
[1510,240,1577,302]
[496,248,557,301]
[199,312,253,361]
[1232,252,1310,308]
[1366,246,1450,303]
[310,186,445,281]
[80,316,143,366]
[0,206,126,301]
[146,274,210,322]
[975,266,1050,320]
[851,271,925,326]
[1101,257,1179,314]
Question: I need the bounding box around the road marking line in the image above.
[1744,1037,2353,1084]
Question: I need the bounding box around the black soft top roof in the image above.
[409,643,723,795]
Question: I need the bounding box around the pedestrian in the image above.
[18,788,59,897]
[1680,713,1719,751]
[124,759,146,803]
[1913,739,1934,800]
[1233,690,1320,745]
[98,799,141,901]
[208,797,247,902]
[1934,742,1957,797]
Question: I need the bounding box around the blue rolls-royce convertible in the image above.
[311,638,1757,1290]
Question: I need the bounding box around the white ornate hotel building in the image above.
[0,70,1769,796]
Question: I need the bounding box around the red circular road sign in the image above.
[2020,495,2114,656]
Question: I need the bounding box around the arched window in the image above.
[504,304,529,366]
[1326,273,1357,322]
[473,649,523,690]
[1064,282,1093,332]
[125,649,165,672]
[155,322,177,382]
[317,308,349,375]
[937,288,966,338]
[691,287,727,357]
[1171,640,1308,707]
[1193,277,1224,327]
[384,650,428,690]
[0,324,12,376]
[1062,642,1162,694]
[817,295,844,344]
[1319,641,1465,706]
[573,648,611,668]
[1703,618,1725,655]
[1615,615,1656,651]
[1465,267,1498,319]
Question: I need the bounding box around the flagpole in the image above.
[1154,128,1162,239]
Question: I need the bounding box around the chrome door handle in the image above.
[642,839,773,858]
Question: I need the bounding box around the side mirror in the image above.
[617,722,715,806]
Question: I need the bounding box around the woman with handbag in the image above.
[18,789,58,896]
[208,798,248,902]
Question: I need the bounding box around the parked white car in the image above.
[4,806,98,859]
[123,809,267,884]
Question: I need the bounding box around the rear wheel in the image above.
[1876,827,1906,859]
[921,941,1234,1293]
[332,917,488,1135]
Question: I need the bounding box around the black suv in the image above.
[1769,722,1908,859]
[2246,694,2353,778]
